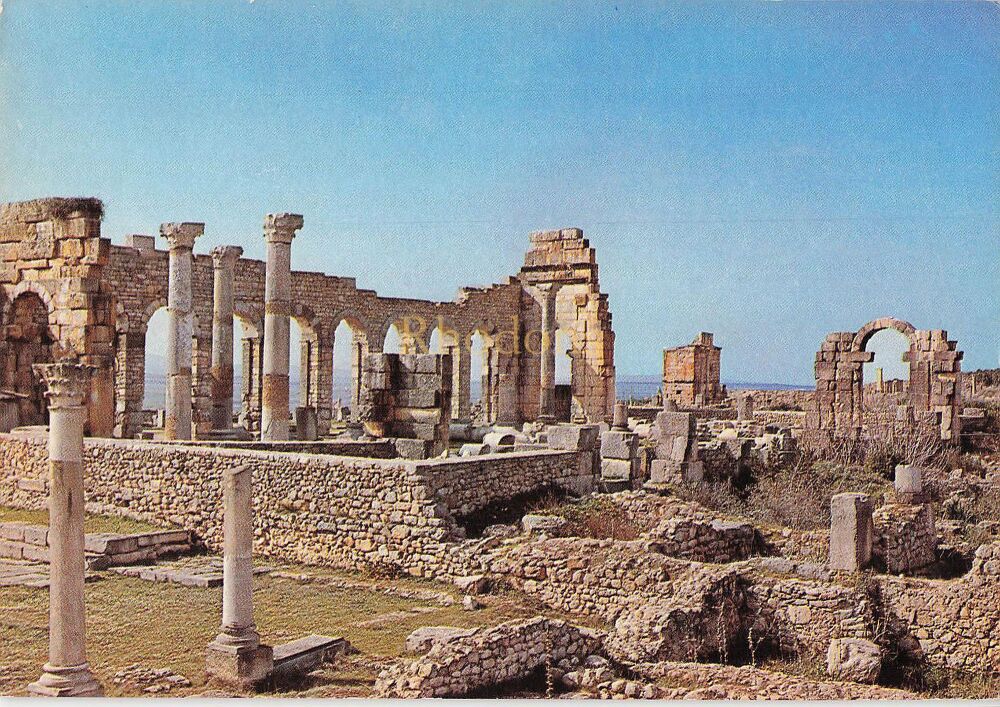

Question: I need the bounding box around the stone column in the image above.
[260,213,303,441]
[28,362,102,697]
[829,492,874,572]
[206,465,273,687]
[210,246,243,430]
[537,284,557,423]
[161,222,204,440]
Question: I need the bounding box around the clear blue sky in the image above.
[2,1,997,384]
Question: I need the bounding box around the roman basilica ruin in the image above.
[0,196,997,699]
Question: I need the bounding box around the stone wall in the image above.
[0,431,590,578]
[374,617,604,698]
[876,543,1000,674]
[872,503,937,575]
[0,198,116,436]
[359,353,451,457]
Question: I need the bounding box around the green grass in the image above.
[0,571,550,697]
[0,506,166,535]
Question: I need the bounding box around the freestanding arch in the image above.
[808,317,963,441]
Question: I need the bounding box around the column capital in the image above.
[33,361,95,409]
[160,222,205,250]
[211,245,244,270]
[263,213,304,244]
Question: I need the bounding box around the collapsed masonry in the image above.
[0,198,616,440]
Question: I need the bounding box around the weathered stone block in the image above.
[829,493,874,572]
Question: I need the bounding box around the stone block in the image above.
[601,459,634,482]
[271,635,346,680]
[404,626,474,654]
[205,641,274,689]
[295,407,318,441]
[546,424,600,452]
[894,464,923,502]
[829,493,874,572]
[600,430,636,460]
[826,638,881,684]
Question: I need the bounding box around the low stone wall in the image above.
[872,503,937,574]
[744,575,874,661]
[752,410,808,429]
[374,617,604,698]
[490,536,871,666]
[645,516,756,564]
[0,431,590,578]
[419,450,592,517]
[741,389,814,412]
[876,543,1000,674]
[161,438,396,458]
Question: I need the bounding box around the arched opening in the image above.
[469,331,487,409]
[0,292,55,426]
[143,306,169,414]
[383,323,402,354]
[332,319,358,422]
[862,328,911,413]
[430,324,462,421]
[554,329,574,421]
[289,316,304,419]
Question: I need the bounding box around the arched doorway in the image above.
[0,291,56,426]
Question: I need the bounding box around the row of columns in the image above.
[160,214,302,442]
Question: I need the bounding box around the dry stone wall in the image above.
[0,431,590,578]
[374,617,604,698]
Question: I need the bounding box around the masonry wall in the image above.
[0,432,590,578]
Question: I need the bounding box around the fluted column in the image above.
[210,246,243,430]
[536,284,557,422]
[260,213,303,441]
[161,222,204,440]
[28,362,103,698]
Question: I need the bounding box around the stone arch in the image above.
[851,317,917,353]
[330,313,372,420]
[808,316,963,443]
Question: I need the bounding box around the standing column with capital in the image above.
[210,246,244,430]
[205,465,273,687]
[536,284,558,423]
[260,213,303,441]
[28,362,103,698]
[161,222,204,440]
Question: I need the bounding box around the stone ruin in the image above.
[358,352,452,457]
[0,199,616,442]
[662,332,724,407]
[806,317,963,442]
[0,196,995,699]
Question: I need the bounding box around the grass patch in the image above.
[0,570,549,697]
[0,506,166,535]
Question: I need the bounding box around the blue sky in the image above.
[2,1,997,383]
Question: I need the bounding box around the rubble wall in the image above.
[0,432,587,578]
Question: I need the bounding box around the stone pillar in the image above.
[260,213,303,441]
[210,246,243,430]
[28,362,103,697]
[161,222,204,440]
[537,284,557,423]
[612,400,628,430]
[829,492,874,572]
[894,464,924,503]
[206,465,273,687]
